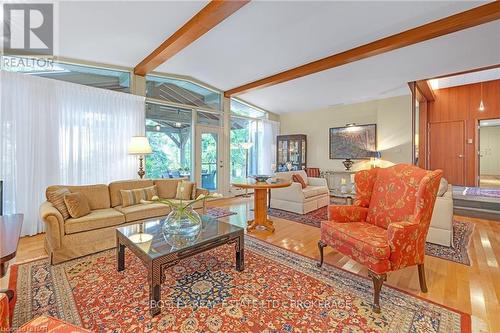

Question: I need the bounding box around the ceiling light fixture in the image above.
[478,82,485,112]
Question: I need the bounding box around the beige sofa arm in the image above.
[39,201,64,250]
[272,182,304,202]
[195,188,210,198]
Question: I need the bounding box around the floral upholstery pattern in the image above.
[353,169,377,207]
[328,205,368,222]
[321,164,443,275]
[0,293,8,331]
[16,315,90,332]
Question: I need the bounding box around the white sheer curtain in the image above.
[257,119,280,175]
[0,71,145,236]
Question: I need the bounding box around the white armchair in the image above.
[426,183,453,246]
[271,170,330,214]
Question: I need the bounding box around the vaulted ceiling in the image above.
[57,1,500,114]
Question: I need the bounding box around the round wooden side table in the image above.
[232,180,291,233]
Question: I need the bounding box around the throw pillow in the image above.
[120,185,158,208]
[47,188,71,220]
[176,181,195,200]
[64,192,91,219]
[292,174,307,189]
[437,178,448,197]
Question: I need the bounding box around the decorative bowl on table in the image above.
[252,175,271,183]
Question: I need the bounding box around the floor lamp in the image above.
[241,142,254,197]
[128,136,152,179]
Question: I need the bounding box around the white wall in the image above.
[279,95,413,171]
[480,126,500,175]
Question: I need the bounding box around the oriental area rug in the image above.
[11,237,469,332]
[268,207,474,265]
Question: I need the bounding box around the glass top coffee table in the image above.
[116,215,244,317]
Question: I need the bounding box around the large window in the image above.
[145,103,192,179]
[1,56,131,92]
[146,75,221,111]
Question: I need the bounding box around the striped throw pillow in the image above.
[120,185,158,208]
[47,188,71,220]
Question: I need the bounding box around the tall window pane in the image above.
[145,103,192,179]
[230,117,257,183]
[146,75,221,110]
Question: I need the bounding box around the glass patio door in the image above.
[195,126,221,192]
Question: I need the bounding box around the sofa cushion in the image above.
[64,208,125,235]
[47,187,71,220]
[302,185,329,198]
[275,170,308,184]
[46,184,111,210]
[292,174,307,189]
[154,179,182,199]
[175,181,195,200]
[115,203,170,222]
[64,192,91,218]
[109,180,155,207]
[120,185,158,208]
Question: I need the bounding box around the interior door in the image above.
[195,126,222,192]
[429,121,465,185]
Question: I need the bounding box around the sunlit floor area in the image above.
[2,196,499,333]
[480,175,500,189]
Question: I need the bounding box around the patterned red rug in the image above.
[268,207,474,265]
[11,237,470,332]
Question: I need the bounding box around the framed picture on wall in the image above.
[329,124,377,159]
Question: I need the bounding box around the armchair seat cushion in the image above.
[64,208,124,234]
[321,221,390,260]
[302,185,329,198]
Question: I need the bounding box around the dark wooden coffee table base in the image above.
[117,231,244,317]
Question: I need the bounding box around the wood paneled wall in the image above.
[427,79,500,186]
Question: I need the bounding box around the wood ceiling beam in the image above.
[134,0,250,76]
[416,80,436,102]
[224,1,500,97]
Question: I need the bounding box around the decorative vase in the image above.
[342,158,354,171]
[162,206,202,247]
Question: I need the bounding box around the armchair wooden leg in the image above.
[418,263,428,293]
[316,240,327,268]
[368,270,386,313]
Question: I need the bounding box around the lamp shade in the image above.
[128,136,152,155]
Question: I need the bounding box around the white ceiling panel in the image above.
[159,1,486,90]
[58,1,208,67]
[238,21,500,113]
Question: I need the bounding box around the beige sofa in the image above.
[271,170,330,214]
[40,179,208,264]
[426,184,453,247]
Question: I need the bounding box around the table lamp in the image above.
[128,136,152,179]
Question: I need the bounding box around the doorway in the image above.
[195,126,222,192]
[479,119,500,189]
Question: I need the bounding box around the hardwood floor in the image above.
[2,196,499,332]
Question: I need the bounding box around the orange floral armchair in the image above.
[318,164,443,312]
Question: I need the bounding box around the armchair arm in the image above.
[271,182,304,202]
[328,205,368,222]
[39,201,64,250]
[307,177,327,187]
[0,292,9,330]
[387,220,423,269]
